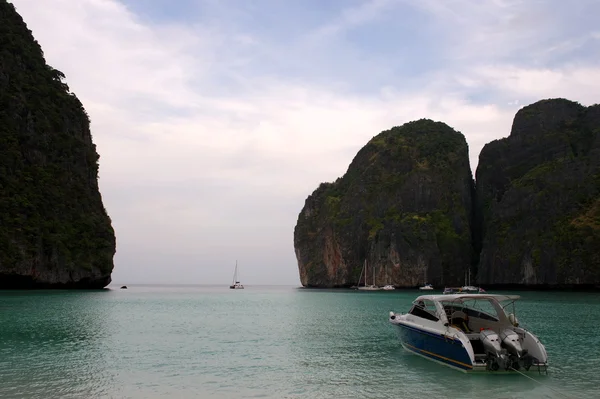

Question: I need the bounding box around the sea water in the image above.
[1,285,599,398]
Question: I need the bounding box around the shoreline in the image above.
[298,284,600,292]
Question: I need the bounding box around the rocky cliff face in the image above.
[0,1,116,288]
[476,99,600,287]
[294,120,474,288]
[295,98,600,288]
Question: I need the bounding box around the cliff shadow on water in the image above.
[0,1,115,289]
[294,99,600,289]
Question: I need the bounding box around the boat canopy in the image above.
[410,294,521,326]
[415,293,520,303]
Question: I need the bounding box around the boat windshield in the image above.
[440,297,503,322]
[409,299,440,322]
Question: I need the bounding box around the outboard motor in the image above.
[480,329,502,356]
[480,329,509,371]
[499,329,524,370]
[500,329,523,357]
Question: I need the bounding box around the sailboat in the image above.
[419,269,434,290]
[461,269,480,293]
[229,260,244,289]
[358,259,381,291]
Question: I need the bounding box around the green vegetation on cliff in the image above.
[0,1,115,288]
[476,99,600,286]
[294,119,474,288]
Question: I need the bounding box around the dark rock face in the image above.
[295,99,600,288]
[476,99,600,286]
[294,120,474,288]
[0,1,116,289]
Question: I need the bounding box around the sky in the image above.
[9,0,600,286]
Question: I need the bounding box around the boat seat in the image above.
[450,311,472,333]
[451,311,467,320]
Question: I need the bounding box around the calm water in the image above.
[1,285,599,399]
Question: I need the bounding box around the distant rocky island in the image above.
[294,99,600,289]
[0,1,115,288]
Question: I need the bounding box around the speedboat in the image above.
[419,284,434,290]
[461,285,481,293]
[443,287,462,294]
[388,294,548,373]
[444,286,486,294]
[382,285,396,290]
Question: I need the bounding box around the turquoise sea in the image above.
[1,285,599,399]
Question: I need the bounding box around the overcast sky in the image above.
[10,0,600,286]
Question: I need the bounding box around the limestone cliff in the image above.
[476,99,600,287]
[294,120,474,288]
[0,1,116,288]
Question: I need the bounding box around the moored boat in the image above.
[388,293,548,373]
[443,286,462,294]
[229,260,244,289]
[357,259,382,291]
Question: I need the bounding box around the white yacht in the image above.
[389,293,548,373]
[419,283,434,290]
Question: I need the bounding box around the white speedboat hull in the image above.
[389,294,548,373]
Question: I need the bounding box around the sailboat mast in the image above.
[357,260,364,287]
[232,260,238,284]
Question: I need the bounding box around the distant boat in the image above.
[382,262,395,290]
[419,269,433,290]
[461,270,483,293]
[229,260,244,289]
[357,259,381,291]
[443,286,486,295]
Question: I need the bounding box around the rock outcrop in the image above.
[476,99,600,287]
[294,120,474,288]
[294,99,600,288]
[0,1,116,288]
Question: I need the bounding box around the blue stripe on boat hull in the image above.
[395,323,473,371]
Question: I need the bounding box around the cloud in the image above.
[470,65,600,106]
[9,0,600,285]
[305,0,398,40]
